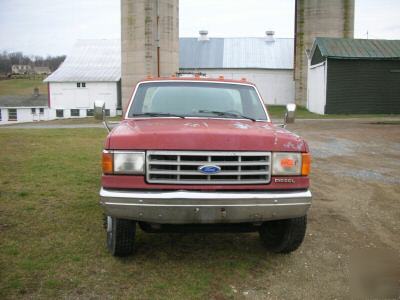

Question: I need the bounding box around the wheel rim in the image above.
[107,216,112,233]
[107,216,113,250]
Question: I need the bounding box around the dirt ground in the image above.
[0,119,399,299]
[279,119,400,299]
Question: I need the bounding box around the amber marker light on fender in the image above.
[102,151,113,174]
[280,158,295,169]
[302,153,311,176]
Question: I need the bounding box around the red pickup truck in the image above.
[97,77,312,256]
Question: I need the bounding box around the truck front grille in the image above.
[146,151,271,184]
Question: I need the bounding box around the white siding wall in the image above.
[197,69,295,105]
[0,107,50,125]
[307,62,327,115]
[49,82,118,117]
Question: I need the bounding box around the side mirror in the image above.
[94,100,111,132]
[94,101,105,121]
[283,103,296,127]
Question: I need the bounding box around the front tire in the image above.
[259,215,307,253]
[106,216,136,257]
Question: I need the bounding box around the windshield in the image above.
[127,82,268,121]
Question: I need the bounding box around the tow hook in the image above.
[221,208,227,218]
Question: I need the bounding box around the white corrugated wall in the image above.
[49,82,118,116]
[307,62,327,114]
[197,69,295,105]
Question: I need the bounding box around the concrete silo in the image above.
[294,0,354,106]
[121,0,179,111]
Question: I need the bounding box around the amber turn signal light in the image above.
[301,153,311,176]
[102,152,113,174]
[280,158,295,169]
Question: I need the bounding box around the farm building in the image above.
[45,32,294,119]
[11,65,33,75]
[44,39,121,118]
[307,37,400,114]
[33,66,51,75]
[0,93,49,124]
[180,31,295,105]
[11,65,51,75]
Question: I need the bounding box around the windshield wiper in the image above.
[131,112,186,119]
[197,110,256,122]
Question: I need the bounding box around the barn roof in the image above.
[44,39,120,82]
[45,37,294,83]
[0,94,48,108]
[312,37,400,60]
[180,38,294,69]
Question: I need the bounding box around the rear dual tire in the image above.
[106,216,136,257]
[259,215,307,254]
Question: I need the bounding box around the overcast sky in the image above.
[0,0,399,56]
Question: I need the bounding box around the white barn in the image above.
[45,34,294,120]
[44,39,121,119]
[180,31,295,105]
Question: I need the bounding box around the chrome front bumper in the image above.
[100,188,312,224]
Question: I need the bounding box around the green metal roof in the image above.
[312,37,400,60]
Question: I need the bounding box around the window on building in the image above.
[82,82,86,88]
[31,108,36,114]
[86,109,94,116]
[77,82,81,88]
[105,109,110,117]
[71,109,80,117]
[39,108,44,114]
[56,109,64,118]
[8,109,17,121]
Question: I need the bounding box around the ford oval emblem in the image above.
[198,165,221,174]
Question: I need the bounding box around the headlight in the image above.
[102,151,145,174]
[272,152,302,175]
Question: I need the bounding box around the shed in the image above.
[307,37,400,114]
[44,39,121,118]
[180,31,295,105]
[0,94,49,124]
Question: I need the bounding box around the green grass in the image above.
[0,78,47,96]
[266,105,400,119]
[30,116,122,125]
[0,128,284,299]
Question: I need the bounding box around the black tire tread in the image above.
[259,216,307,254]
[109,218,136,257]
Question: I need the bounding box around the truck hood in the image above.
[108,118,308,152]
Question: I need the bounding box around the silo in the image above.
[294,0,354,106]
[121,0,179,111]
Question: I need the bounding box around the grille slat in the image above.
[148,170,269,175]
[146,161,269,166]
[147,151,271,185]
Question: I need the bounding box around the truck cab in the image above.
[98,77,312,256]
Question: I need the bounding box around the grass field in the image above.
[266,105,399,119]
[0,128,284,299]
[0,78,48,96]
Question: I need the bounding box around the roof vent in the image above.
[265,30,275,43]
[198,30,209,41]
